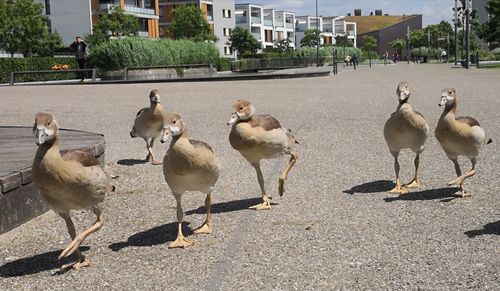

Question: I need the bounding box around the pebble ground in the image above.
[0,63,498,290]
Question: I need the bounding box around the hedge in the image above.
[0,57,78,83]
[88,37,220,71]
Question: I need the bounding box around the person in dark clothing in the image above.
[70,36,87,81]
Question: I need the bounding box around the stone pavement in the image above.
[0,63,498,289]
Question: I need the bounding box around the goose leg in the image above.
[249,162,272,210]
[144,138,152,161]
[169,192,194,248]
[278,151,298,196]
[389,151,408,194]
[58,212,90,270]
[404,154,421,188]
[194,193,212,234]
[148,138,162,165]
[449,158,476,197]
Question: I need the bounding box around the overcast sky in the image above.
[234,0,454,26]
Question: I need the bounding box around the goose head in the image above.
[439,88,456,107]
[396,81,411,103]
[33,112,58,146]
[149,89,160,103]
[161,113,185,143]
[227,99,256,125]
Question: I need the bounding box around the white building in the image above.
[295,15,357,48]
[235,3,295,49]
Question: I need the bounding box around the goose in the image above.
[130,89,166,165]
[227,100,298,210]
[32,112,114,270]
[161,113,220,248]
[435,88,492,197]
[384,81,429,194]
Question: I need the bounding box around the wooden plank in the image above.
[0,172,21,193]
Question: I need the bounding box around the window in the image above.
[223,28,232,37]
[224,47,232,55]
[223,9,231,18]
[44,0,51,15]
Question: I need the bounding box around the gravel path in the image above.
[0,63,498,290]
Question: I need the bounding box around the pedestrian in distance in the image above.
[70,36,87,82]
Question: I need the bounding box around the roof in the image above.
[344,15,420,34]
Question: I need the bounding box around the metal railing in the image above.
[123,64,215,80]
[231,57,317,72]
[10,69,96,85]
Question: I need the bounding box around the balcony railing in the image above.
[264,19,273,26]
[251,16,261,24]
[285,23,293,29]
[138,31,149,37]
[100,4,155,16]
[251,32,261,40]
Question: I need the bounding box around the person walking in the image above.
[70,36,87,81]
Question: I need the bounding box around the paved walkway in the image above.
[0,63,498,289]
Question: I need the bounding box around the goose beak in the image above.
[34,128,47,145]
[160,127,170,143]
[227,113,239,125]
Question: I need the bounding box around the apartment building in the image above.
[295,15,357,48]
[36,0,160,45]
[235,3,295,49]
[158,0,235,57]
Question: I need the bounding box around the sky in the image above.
[234,0,455,26]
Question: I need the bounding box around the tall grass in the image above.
[88,37,220,71]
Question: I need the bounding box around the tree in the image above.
[0,0,60,57]
[479,0,500,48]
[334,35,352,47]
[409,30,426,48]
[300,29,321,47]
[389,38,406,56]
[361,35,377,67]
[88,6,140,46]
[168,5,215,42]
[273,38,292,54]
[227,27,260,58]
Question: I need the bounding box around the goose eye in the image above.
[172,120,176,125]
[47,121,51,126]
[449,91,452,94]
[239,107,243,110]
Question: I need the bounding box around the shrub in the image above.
[0,57,77,83]
[216,57,232,72]
[88,37,220,71]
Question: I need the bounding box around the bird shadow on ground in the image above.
[185,197,278,215]
[384,187,460,202]
[0,246,90,277]
[343,180,394,195]
[464,220,500,238]
[117,159,147,166]
[108,222,192,252]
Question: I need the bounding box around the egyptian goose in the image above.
[227,100,298,210]
[32,112,114,270]
[435,88,492,197]
[383,81,429,194]
[130,89,166,165]
[161,113,220,248]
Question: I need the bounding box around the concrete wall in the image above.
[357,15,422,58]
[36,0,93,45]
[213,0,235,57]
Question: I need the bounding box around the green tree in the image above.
[168,5,215,42]
[0,0,60,57]
[409,30,426,48]
[389,38,406,56]
[479,0,500,47]
[300,29,321,47]
[87,6,140,46]
[334,34,353,47]
[361,35,377,66]
[273,38,292,54]
[227,27,260,58]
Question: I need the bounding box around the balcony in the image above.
[252,32,261,40]
[138,31,149,37]
[100,4,158,19]
[264,19,273,26]
[251,16,261,25]
[285,22,293,29]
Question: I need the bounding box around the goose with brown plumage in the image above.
[227,100,298,210]
[161,113,220,248]
[435,88,492,197]
[384,81,429,194]
[130,89,166,165]
[32,112,114,270]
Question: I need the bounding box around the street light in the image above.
[315,0,320,66]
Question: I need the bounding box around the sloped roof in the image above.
[345,15,419,34]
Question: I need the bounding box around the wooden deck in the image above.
[0,126,105,234]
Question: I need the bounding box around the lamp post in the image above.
[315,0,320,66]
